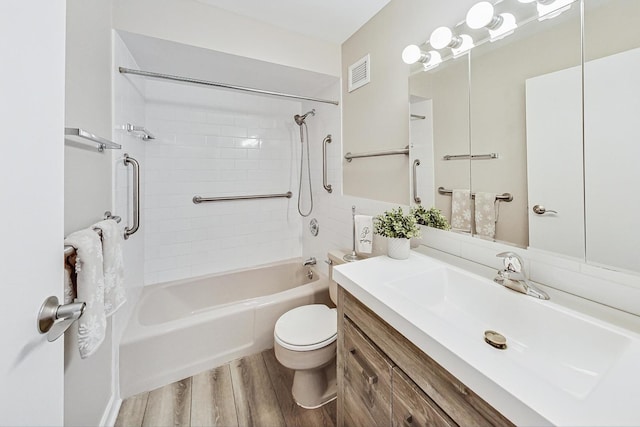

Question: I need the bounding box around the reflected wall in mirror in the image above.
[470,1,582,250]
[583,0,640,273]
[409,54,470,230]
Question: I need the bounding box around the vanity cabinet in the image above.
[337,286,514,427]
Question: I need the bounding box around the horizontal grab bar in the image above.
[345,146,409,162]
[438,187,513,202]
[443,153,498,161]
[193,191,293,204]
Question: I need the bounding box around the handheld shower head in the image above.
[294,109,315,126]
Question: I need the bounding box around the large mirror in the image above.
[409,0,640,274]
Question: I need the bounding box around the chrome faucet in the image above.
[303,257,317,266]
[494,252,550,300]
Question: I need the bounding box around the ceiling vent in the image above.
[348,54,370,92]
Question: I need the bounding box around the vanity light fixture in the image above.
[451,34,475,58]
[402,45,427,64]
[466,2,518,42]
[401,45,442,70]
[429,26,463,50]
[536,0,575,20]
[430,27,474,58]
[518,0,575,20]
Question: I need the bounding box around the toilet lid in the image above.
[274,305,337,351]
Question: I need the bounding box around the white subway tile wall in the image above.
[143,82,303,284]
[112,32,148,342]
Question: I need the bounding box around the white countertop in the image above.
[333,250,640,427]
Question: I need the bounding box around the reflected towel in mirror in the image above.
[475,192,498,238]
[451,189,472,232]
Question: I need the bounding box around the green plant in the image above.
[374,207,421,239]
[410,205,451,231]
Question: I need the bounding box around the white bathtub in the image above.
[119,258,331,398]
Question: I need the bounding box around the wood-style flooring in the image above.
[115,349,336,427]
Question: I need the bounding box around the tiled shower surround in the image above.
[143,81,304,284]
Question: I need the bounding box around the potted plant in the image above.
[411,206,451,230]
[374,207,421,259]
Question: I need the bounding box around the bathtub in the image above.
[119,258,331,398]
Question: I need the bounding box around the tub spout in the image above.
[303,257,316,266]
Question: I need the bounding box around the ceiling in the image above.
[194,0,391,44]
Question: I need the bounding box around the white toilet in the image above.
[273,254,342,409]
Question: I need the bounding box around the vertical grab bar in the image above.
[322,134,332,193]
[123,153,140,239]
[413,159,421,204]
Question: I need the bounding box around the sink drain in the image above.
[484,330,507,350]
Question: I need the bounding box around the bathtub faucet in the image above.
[303,257,317,266]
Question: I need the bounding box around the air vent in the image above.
[348,54,370,92]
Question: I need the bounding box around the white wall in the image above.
[64,1,115,425]
[111,31,149,413]
[112,0,340,77]
[143,82,304,284]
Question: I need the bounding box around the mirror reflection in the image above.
[409,0,640,274]
[409,54,470,231]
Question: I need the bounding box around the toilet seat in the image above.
[274,305,337,351]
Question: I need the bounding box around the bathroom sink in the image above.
[334,252,640,425]
[384,267,631,399]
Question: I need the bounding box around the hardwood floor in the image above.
[115,349,336,427]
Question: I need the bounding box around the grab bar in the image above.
[438,187,513,202]
[123,154,140,239]
[323,134,332,193]
[193,192,293,204]
[345,146,409,162]
[412,159,421,204]
[443,153,498,161]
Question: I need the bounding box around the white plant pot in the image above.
[387,237,410,260]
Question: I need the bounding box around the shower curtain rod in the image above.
[119,67,340,106]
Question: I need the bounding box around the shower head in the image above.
[294,109,316,126]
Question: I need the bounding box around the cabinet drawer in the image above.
[392,368,456,427]
[343,317,394,427]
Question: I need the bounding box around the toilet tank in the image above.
[327,251,349,305]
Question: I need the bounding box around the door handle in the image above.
[37,296,86,342]
[532,204,558,215]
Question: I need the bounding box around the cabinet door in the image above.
[343,317,394,427]
[392,368,456,427]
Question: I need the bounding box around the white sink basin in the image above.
[385,267,631,399]
[334,252,640,426]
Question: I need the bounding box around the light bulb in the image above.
[402,45,423,64]
[466,2,499,29]
[430,27,458,50]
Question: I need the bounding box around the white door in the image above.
[584,48,640,272]
[525,65,584,258]
[0,2,66,425]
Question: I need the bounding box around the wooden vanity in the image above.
[337,286,514,427]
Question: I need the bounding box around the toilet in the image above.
[273,253,342,409]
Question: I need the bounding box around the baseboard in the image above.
[100,394,122,427]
